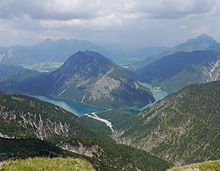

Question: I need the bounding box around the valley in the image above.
[1,0,220,170]
[84,113,114,132]
[1,31,220,170]
[32,81,166,115]
[31,81,166,133]
[0,93,172,170]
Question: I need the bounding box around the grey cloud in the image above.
[125,0,216,19]
[0,0,98,20]
[0,0,219,48]
[0,0,217,21]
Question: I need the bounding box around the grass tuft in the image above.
[168,160,220,171]
[0,157,95,171]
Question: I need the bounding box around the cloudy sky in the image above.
[0,0,220,49]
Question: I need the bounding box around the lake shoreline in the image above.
[131,82,168,111]
[31,95,107,117]
[30,82,167,117]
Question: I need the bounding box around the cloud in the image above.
[132,0,216,19]
[0,0,99,20]
[0,0,219,47]
[0,0,217,22]
[40,15,123,30]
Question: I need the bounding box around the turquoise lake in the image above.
[131,82,168,111]
[32,83,168,116]
[33,95,107,116]
[139,82,168,102]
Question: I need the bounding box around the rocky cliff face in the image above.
[0,93,78,140]
[1,110,70,140]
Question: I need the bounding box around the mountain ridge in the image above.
[0,39,127,65]
[0,92,172,171]
[131,34,220,70]
[162,34,220,56]
[9,50,155,107]
[138,50,220,93]
[114,80,220,165]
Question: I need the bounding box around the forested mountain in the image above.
[168,34,220,53]
[138,50,220,93]
[131,34,220,70]
[114,80,220,165]
[0,65,40,91]
[0,93,171,170]
[0,93,79,141]
[9,51,154,107]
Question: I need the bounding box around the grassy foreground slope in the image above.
[168,160,220,171]
[0,138,81,161]
[0,157,95,171]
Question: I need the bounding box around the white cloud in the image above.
[40,15,123,29]
[132,0,216,18]
[0,0,219,47]
[0,0,217,21]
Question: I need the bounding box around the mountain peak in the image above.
[187,34,217,44]
[76,50,102,56]
[196,33,216,41]
[197,33,212,39]
[172,34,220,52]
[65,50,111,66]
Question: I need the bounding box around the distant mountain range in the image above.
[0,65,40,91]
[168,34,220,53]
[2,34,217,72]
[0,38,171,70]
[130,34,220,70]
[137,34,220,93]
[114,80,220,165]
[0,39,129,65]
[5,51,154,107]
[122,47,168,69]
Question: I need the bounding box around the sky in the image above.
[0,0,220,49]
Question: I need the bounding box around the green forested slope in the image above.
[0,93,171,171]
[117,81,220,165]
